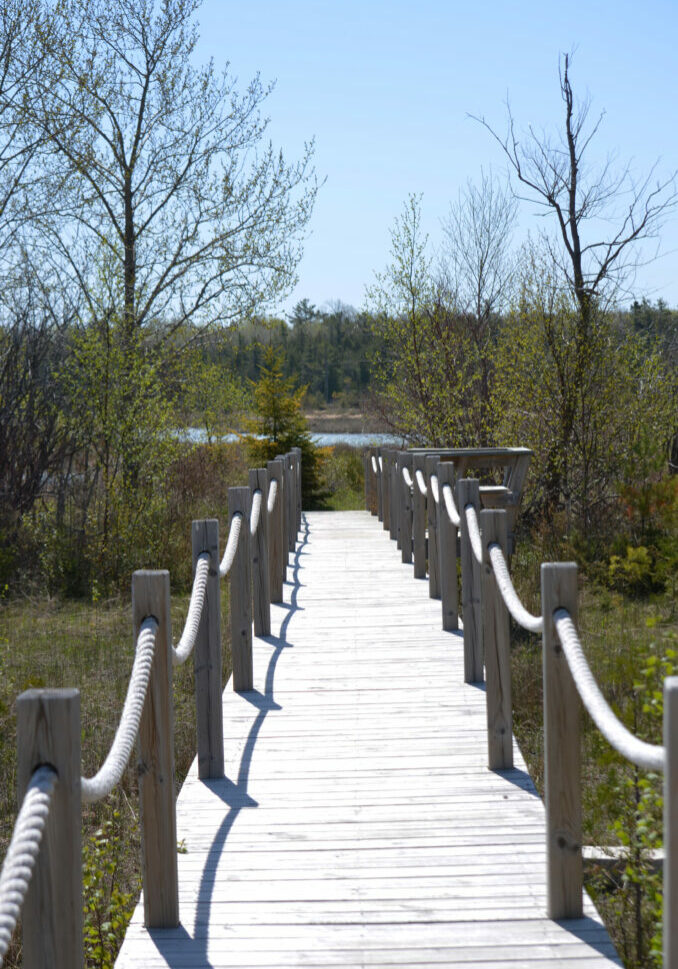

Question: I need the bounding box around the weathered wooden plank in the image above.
[116,511,619,969]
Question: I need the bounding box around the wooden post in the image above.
[437,461,459,631]
[392,458,400,546]
[397,452,413,564]
[267,458,285,602]
[293,446,302,529]
[249,468,271,637]
[286,453,296,553]
[412,454,427,579]
[276,453,290,568]
[425,456,441,600]
[364,451,370,511]
[381,449,391,532]
[228,487,253,692]
[541,562,582,920]
[390,455,399,544]
[17,688,82,969]
[368,448,378,515]
[480,509,513,769]
[133,570,179,928]
[664,676,678,969]
[376,451,384,521]
[458,477,483,683]
[192,519,224,780]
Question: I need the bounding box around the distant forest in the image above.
[198,295,677,412]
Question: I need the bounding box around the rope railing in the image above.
[402,466,413,488]
[172,553,210,666]
[441,482,460,527]
[366,449,677,961]
[267,478,278,514]
[219,511,243,577]
[488,542,543,633]
[250,488,262,537]
[0,766,57,966]
[464,503,483,564]
[81,618,158,803]
[371,455,379,475]
[554,609,665,771]
[0,449,301,965]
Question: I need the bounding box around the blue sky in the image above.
[194,0,678,316]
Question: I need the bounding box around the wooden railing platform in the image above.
[116,510,620,969]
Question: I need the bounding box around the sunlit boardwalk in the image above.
[116,510,620,969]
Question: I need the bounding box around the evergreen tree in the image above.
[245,347,326,508]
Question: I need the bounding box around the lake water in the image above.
[184,429,403,448]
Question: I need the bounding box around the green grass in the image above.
[510,540,677,968]
[0,589,233,968]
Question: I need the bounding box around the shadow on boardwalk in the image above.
[147,517,310,967]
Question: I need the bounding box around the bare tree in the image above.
[0,0,49,259]
[440,171,517,440]
[14,0,318,343]
[474,53,678,330]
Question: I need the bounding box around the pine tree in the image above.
[246,347,326,508]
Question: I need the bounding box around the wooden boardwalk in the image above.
[116,510,621,969]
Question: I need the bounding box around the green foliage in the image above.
[492,252,676,532]
[184,342,250,443]
[187,305,376,410]
[245,347,327,508]
[51,318,183,591]
[82,812,139,969]
[319,445,365,510]
[608,547,665,597]
[595,650,675,968]
[367,195,489,446]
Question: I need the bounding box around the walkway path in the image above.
[116,510,620,968]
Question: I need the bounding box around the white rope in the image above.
[441,483,461,527]
[219,513,243,577]
[488,543,543,633]
[267,479,278,514]
[371,456,379,475]
[0,766,57,964]
[402,466,413,488]
[554,610,665,772]
[172,553,210,666]
[250,489,262,537]
[378,456,383,472]
[464,504,483,564]
[430,474,440,505]
[415,468,428,496]
[81,618,157,804]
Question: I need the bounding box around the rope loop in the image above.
[488,544,543,632]
[464,504,483,564]
[0,766,57,963]
[81,618,158,803]
[554,609,665,772]
[250,489,262,537]
[173,553,210,666]
[402,466,413,488]
[267,479,278,515]
[414,468,428,497]
[371,456,379,475]
[430,474,440,505]
[219,513,243,577]
[441,483,460,527]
